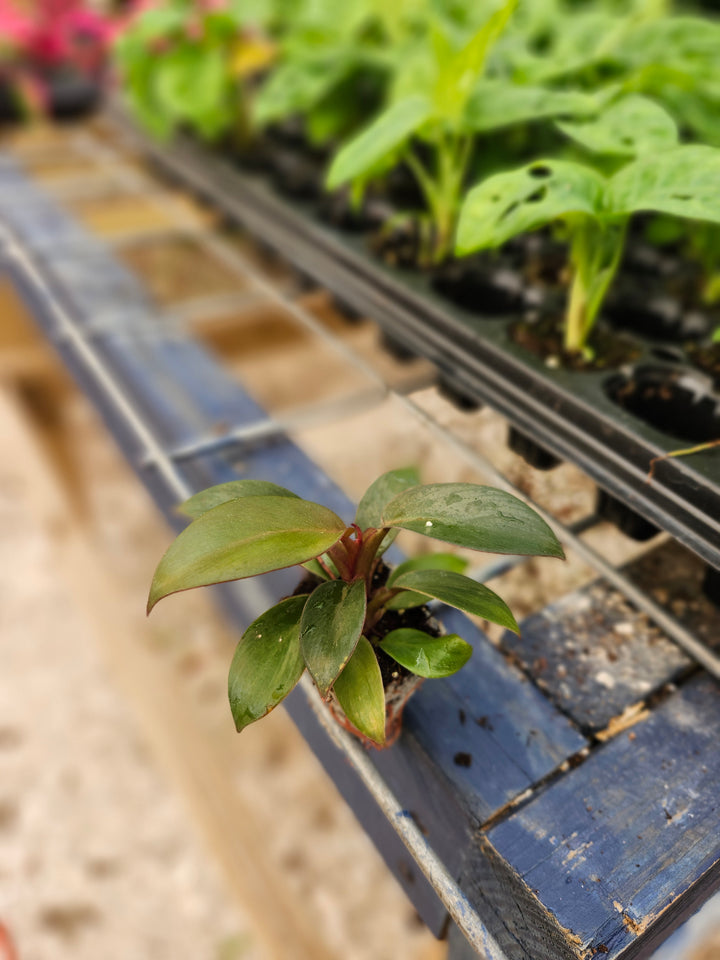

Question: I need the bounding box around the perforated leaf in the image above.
[300,579,367,697]
[228,596,307,732]
[557,95,678,157]
[380,628,472,678]
[456,160,604,254]
[179,480,299,519]
[606,145,720,224]
[147,496,346,612]
[333,637,386,745]
[382,483,564,558]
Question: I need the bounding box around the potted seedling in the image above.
[147,469,563,747]
[456,119,720,359]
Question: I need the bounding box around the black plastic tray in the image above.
[116,117,720,572]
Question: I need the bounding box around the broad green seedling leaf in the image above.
[456,160,604,254]
[148,496,346,612]
[606,146,720,223]
[228,596,307,732]
[355,466,421,530]
[379,628,472,678]
[386,568,519,632]
[557,95,678,157]
[333,636,386,745]
[179,480,299,519]
[465,81,599,133]
[300,578,367,698]
[326,95,432,190]
[382,483,564,558]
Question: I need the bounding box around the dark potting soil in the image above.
[510,312,642,371]
[686,342,720,386]
[431,254,529,316]
[604,276,712,343]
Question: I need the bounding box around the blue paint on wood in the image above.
[476,675,720,959]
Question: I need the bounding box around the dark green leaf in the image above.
[557,95,678,158]
[355,467,421,530]
[300,579,367,697]
[456,160,604,254]
[148,496,346,612]
[379,628,472,678]
[385,552,469,610]
[606,145,720,224]
[326,96,432,190]
[228,596,307,732]
[333,636,386,746]
[386,569,518,632]
[382,483,564,558]
[179,480,299,519]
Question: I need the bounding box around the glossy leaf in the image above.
[456,160,604,254]
[148,496,346,612]
[465,80,599,133]
[228,596,307,732]
[386,552,469,610]
[355,466,421,530]
[386,568,518,632]
[333,636,386,746]
[382,483,564,558]
[557,95,678,157]
[326,95,432,190]
[379,628,472,678]
[179,480,299,519]
[300,579,367,698]
[606,145,720,224]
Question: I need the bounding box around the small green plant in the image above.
[147,469,564,746]
[456,140,720,357]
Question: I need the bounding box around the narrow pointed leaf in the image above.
[606,145,720,224]
[333,636,386,746]
[557,95,678,158]
[148,496,346,612]
[456,160,604,254]
[386,552,469,611]
[179,480,299,519]
[380,628,472,678]
[326,96,432,190]
[228,596,307,732]
[355,466,421,529]
[382,483,564,559]
[300,579,367,697]
[387,569,518,632]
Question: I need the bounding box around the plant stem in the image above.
[566,216,627,355]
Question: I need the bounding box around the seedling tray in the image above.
[117,120,720,572]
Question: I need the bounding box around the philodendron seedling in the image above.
[457,138,720,357]
[147,469,563,746]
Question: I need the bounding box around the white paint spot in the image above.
[596,671,616,689]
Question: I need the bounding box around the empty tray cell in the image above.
[193,300,385,417]
[119,236,251,307]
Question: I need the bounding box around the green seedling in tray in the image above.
[148,469,563,747]
[457,134,720,358]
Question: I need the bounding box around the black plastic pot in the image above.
[47,71,102,121]
[117,117,720,573]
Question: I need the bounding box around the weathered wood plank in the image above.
[501,540,720,734]
[461,674,720,959]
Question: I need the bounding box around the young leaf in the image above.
[386,568,519,632]
[354,466,421,530]
[379,628,472,678]
[179,480,299,519]
[557,95,678,157]
[326,95,432,190]
[147,496,346,612]
[382,483,564,558]
[300,578,367,698]
[386,552,469,610]
[228,596,307,732]
[464,81,599,134]
[333,636,386,746]
[606,145,720,224]
[456,160,604,254]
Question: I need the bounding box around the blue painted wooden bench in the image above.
[2,154,719,959]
